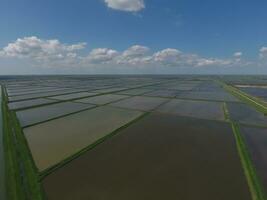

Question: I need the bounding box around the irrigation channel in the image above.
[0,86,6,200]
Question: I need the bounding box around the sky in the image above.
[0,0,267,74]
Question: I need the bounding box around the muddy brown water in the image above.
[227,102,267,127]
[8,98,58,110]
[49,92,98,101]
[111,96,168,111]
[43,113,251,200]
[24,106,143,171]
[156,99,224,121]
[75,94,129,105]
[17,101,95,127]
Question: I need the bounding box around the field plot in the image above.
[93,87,127,94]
[111,96,168,111]
[193,81,225,92]
[156,99,224,120]
[238,87,267,101]
[42,114,250,200]
[227,102,267,127]
[8,98,58,110]
[239,126,267,194]
[7,87,67,97]
[48,92,98,101]
[8,89,84,102]
[17,102,95,127]
[144,89,180,98]
[75,94,129,105]
[23,106,143,171]
[177,91,239,102]
[117,88,153,96]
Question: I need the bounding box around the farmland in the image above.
[0,75,267,199]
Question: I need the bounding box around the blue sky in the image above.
[0,0,267,74]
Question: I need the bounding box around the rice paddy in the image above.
[239,126,267,194]
[1,75,267,200]
[42,114,251,200]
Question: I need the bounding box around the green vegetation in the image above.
[231,122,266,200]
[222,102,230,121]
[2,86,25,199]
[223,83,267,114]
[2,86,44,200]
[219,80,267,199]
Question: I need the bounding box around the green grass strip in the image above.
[232,122,266,200]
[2,86,26,200]
[222,102,230,121]
[223,84,267,114]
[2,86,45,200]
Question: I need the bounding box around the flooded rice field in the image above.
[42,114,250,200]
[227,102,267,127]
[17,101,95,127]
[1,75,267,200]
[24,106,143,171]
[178,90,239,102]
[240,126,267,193]
[48,92,98,101]
[111,96,168,111]
[75,94,129,105]
[8,98,58,110]
[156,99,224,120]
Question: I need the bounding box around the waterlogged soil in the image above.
[43,114,251,200]
[178,91,239,102]
[7,87,67,97]
[17,102,95,127]
[92,87,128,94]
[117,88,153,96]
[240,126,267,193]
[156,99,224,121]
[8,89,84,102]
[48,92,98,101]
[144,89,180,98]
[8,98,58,110]
[24,106,143,171]
[227,102,267,127]
[239,87,267,97]
[75,94,129,105]
[111,96,168,111]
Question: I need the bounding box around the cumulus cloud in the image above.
[0,36,86,63]
[104,0,145,12]
[86,48,119,64]
[153,49,182,66]
[260,47,267,59]
[116,45,150,64]
[234,52,242,57]
[0,36,259,69]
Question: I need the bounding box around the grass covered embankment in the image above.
[2,86,44,200]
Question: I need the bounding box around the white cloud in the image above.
[260,47,267,59]
[234,52,242,57]
[152,48,182,66]
[122,45,149,58]
[86,48,119,64]
[0,36,259,70]
[0,36,86,62]
[116,45,150,64]
[104,0,145,12]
